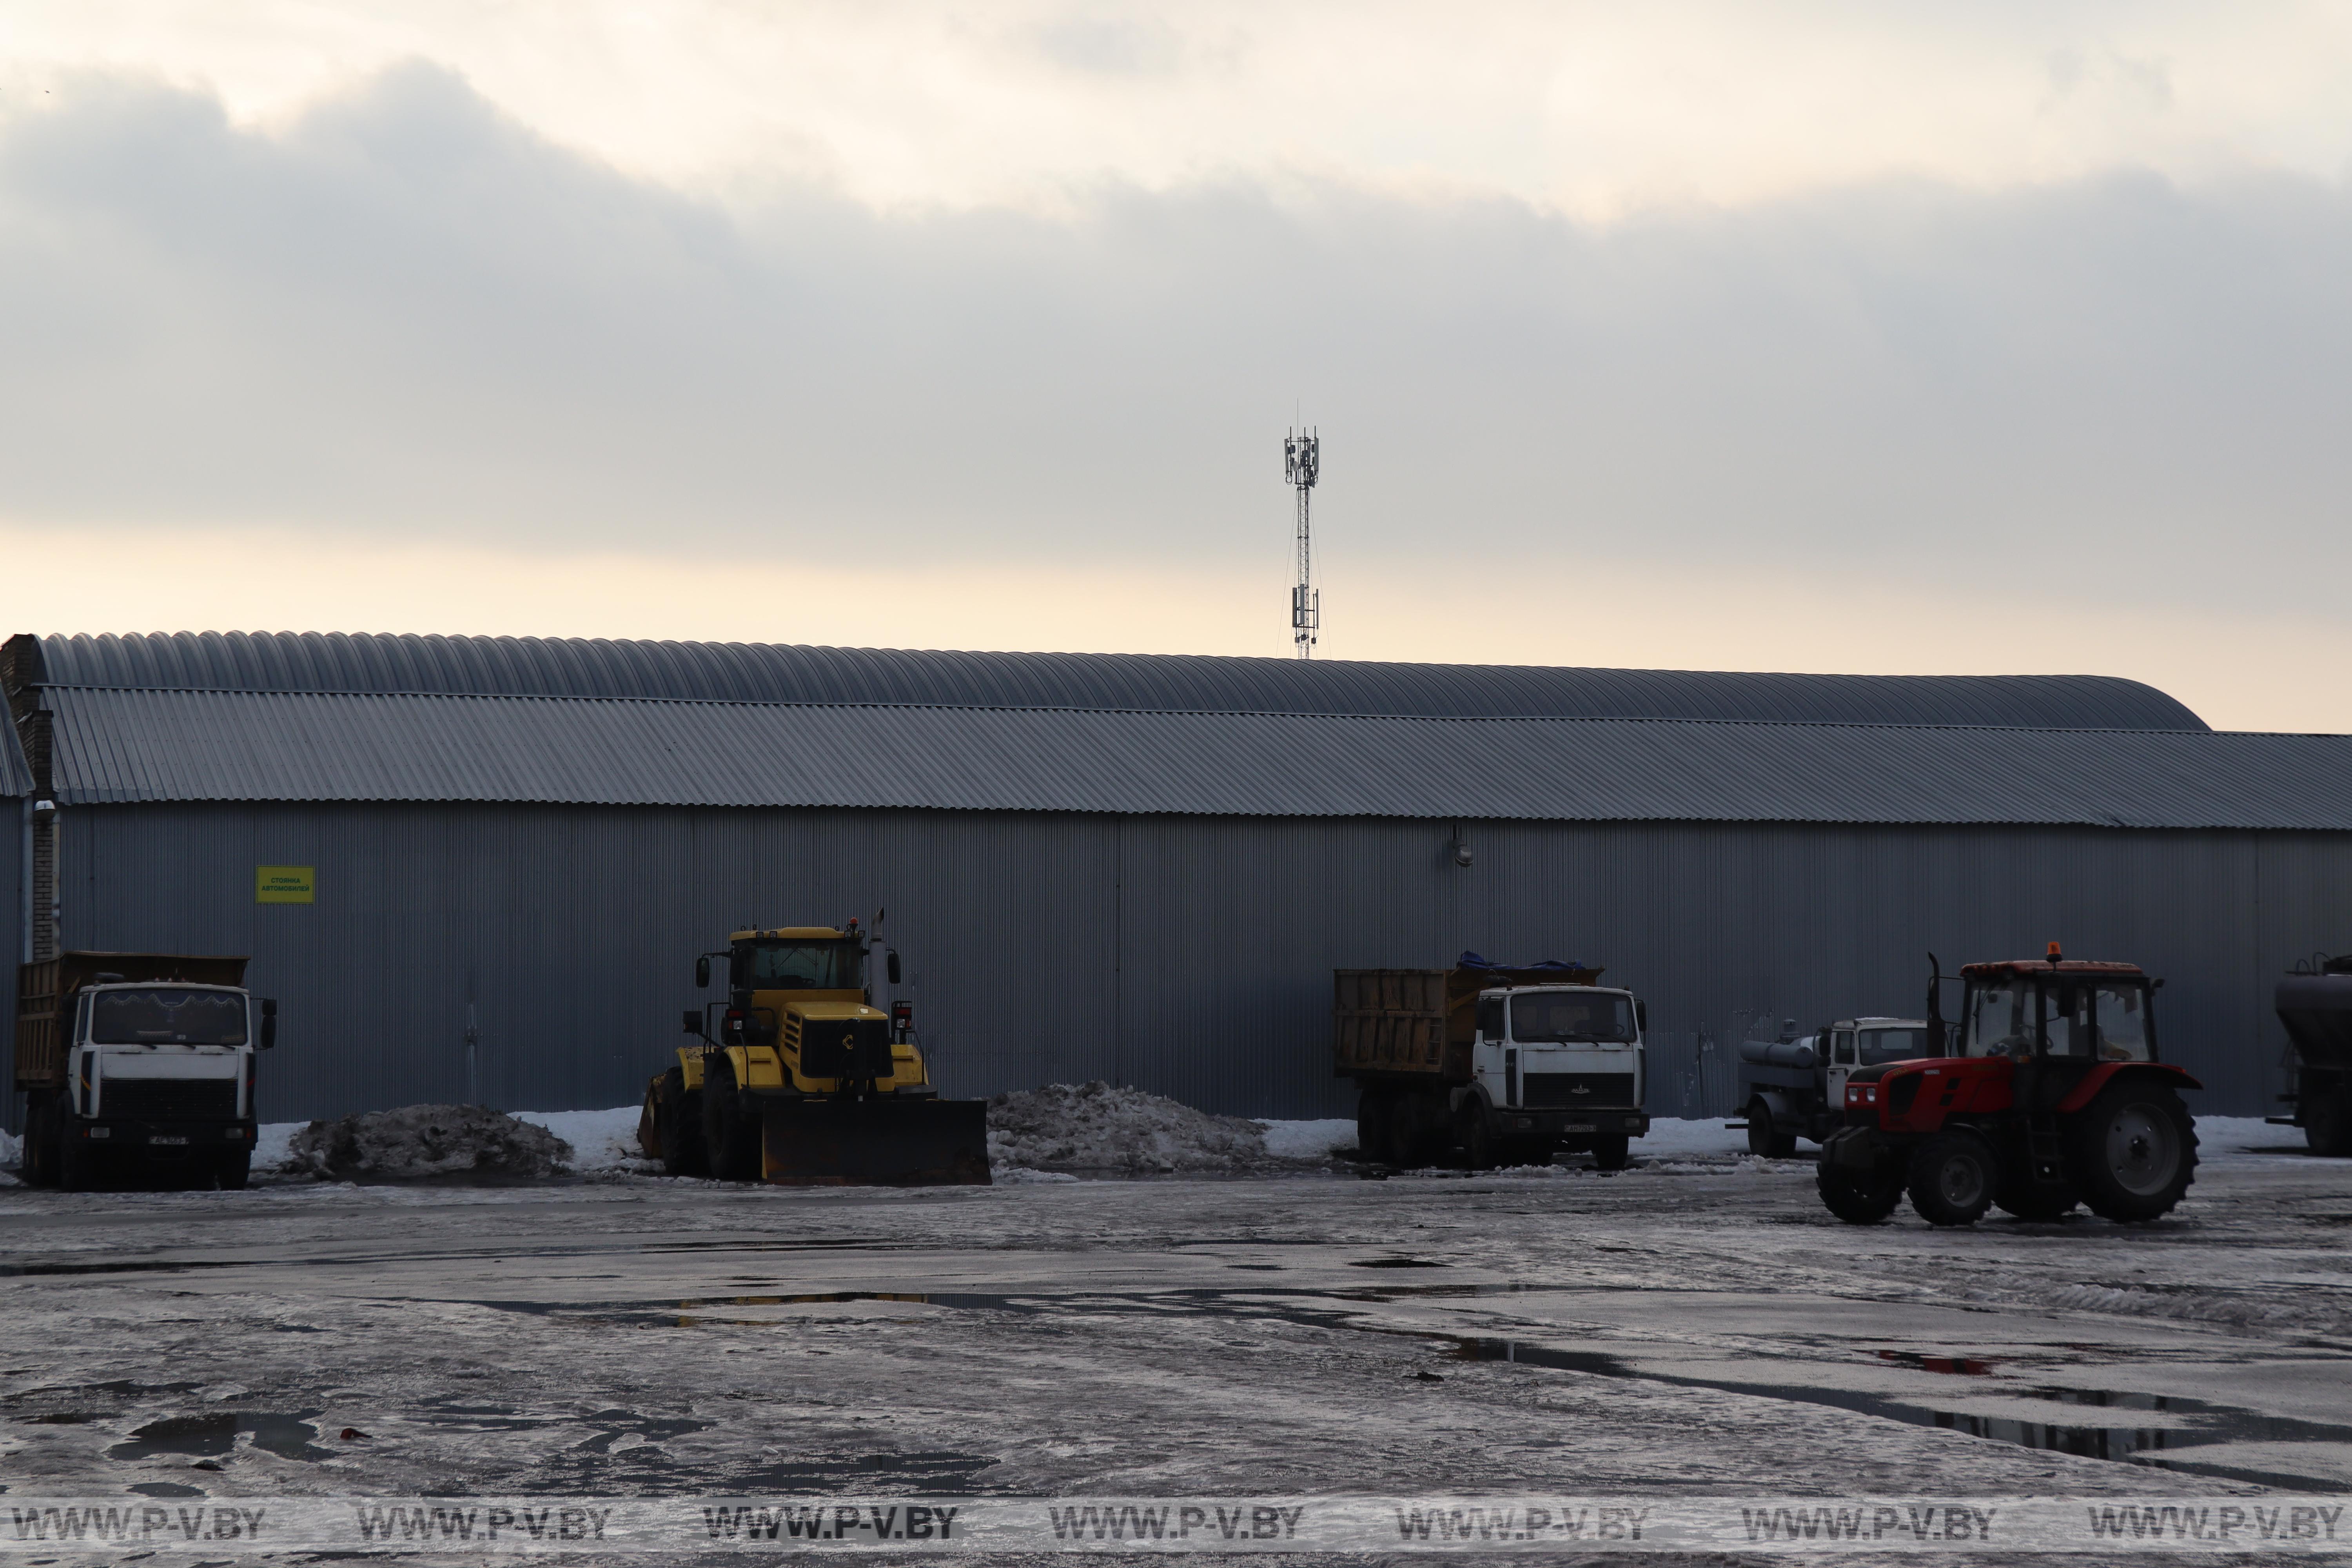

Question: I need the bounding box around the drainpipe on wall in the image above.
[16,795,27,964]
[29,798,56,962]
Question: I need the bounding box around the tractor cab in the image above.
[1957,959,2158,1068]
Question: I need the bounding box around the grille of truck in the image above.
[1521,1072,1637,1107]
[96,1078,239,1122]
[799,1018,896,1081]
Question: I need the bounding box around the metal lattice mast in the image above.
[1285,428,1319,658]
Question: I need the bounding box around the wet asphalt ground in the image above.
[4,1142,2351,1561]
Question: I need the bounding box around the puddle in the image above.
[721,1451,999,1494]
[129,1482,207,1497]
[108,1411,335,1462]
[1347,1258,1447,1270]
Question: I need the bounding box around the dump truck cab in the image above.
[1463,983,1650,1169]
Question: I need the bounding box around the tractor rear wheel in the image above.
[1746,1099,1796,1158]
[2306,1085,2352,1158]
[1906,1130,1996,1226]
[657,1066,708,1178]
[2068,1080,2196,1222]
[702,1058,764,1182]
[1355,1087,1394,1164]
[1817,1163,1902,1224]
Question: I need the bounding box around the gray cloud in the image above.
[2,64,2348,614]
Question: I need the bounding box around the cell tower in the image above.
[1285,427,1320,658]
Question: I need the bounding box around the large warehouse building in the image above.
[8,630,2352,1130]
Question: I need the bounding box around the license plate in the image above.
[1563,1122,1596,1134]
[149,1135,189,1145]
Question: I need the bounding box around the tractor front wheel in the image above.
[1817,1163,1902,1224]
[1907,1130,1997,1226]
[2069,1081,2196,1222]
[657,1066,708,1178]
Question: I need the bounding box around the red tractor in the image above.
[1817,947,2199,1226]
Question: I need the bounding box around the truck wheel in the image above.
[657,1067,708,1178]
[2068,1081,2196,1222]
[22,1094,59,1187]
[702,1057,764,1182]
[1817,1163,1902,1224]
[57,1129,98,1194]
[1387,1091,1441,1168]
[1746,1099,1796,1159]
[1993,1180,2076,1221]
[213,1151,252,1191]
[2307,1087,2352,1158]
[1458,1105,1497,1171]
[1355,1088,1394,1164]
[1906,1130,1996,1226]
[1590,1135,1631,1172]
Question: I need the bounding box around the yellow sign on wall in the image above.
[256,866,315,904]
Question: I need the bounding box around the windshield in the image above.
[2051,981,2154,1062]
[1511,991,1635,1043]
[737,942,864,991]
[1859,1027,1928,1064]
[1964,982,2037,1058]
[89,988,248,1046]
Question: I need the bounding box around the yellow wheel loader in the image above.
[636,922,989,1185]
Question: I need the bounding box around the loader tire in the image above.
[1355,1087,1394,1164]
[2306,1085,2352,1158]
[702,1056,764,1182]
[657,1066,708,1178]
[1817,1163,1902,1224]
[2068,1080,2196,1222]
[1906,1130,1996,1226]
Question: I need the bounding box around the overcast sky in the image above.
[4,4,2350,729]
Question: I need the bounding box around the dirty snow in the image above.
[285,1103,572,1180]
[1257,1117,1357,1161]
[986,1082,1352,1175]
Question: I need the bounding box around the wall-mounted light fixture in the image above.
[1450,824,1473,869]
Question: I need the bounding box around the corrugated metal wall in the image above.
[0,800,20,1132]
[50,801,2352,1125]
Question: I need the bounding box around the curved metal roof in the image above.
[39,688,2352,828]
[29,632,2210,730]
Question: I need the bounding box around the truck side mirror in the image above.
[886,949,902,985]
[1635,1000,1648,1035]
[682,1009,702,1035]
[695,955,710,989]
[260,998,278,1051]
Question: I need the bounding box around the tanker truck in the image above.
[2273,955,2352,1156]
[1736,1016,1934,1156]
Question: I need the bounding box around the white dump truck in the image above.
[14,952,277,1190]
[1335,960,1650,1170]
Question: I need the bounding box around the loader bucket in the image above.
[760,1098,992,1187]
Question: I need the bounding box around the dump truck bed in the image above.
[1334,965,1606,1083]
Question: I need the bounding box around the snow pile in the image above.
[254,1121,303,1173]
[1259,1118,1358,1161]
[0,1127,20,1168]
[514,1106,648,1170]
[986,1082,1348,1175]
[286,1104,573,1180]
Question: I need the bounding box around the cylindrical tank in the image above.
[1738,1036,1817,1069]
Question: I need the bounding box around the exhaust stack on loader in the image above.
[637,922,989,1186]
